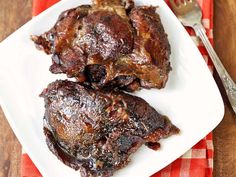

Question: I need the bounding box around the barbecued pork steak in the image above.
[41,80,179,177]
[32,0,171,91]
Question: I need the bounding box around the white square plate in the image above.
[0,0,224,177]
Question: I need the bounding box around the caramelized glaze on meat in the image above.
[41,80,179,177]
[32,0,171,91]
[77,10,133,60]
[129,6,171,88]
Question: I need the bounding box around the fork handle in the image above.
[193,23,236,113]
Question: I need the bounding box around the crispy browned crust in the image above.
[41,80,179,177]
[129,6,171,88]
[32,0,171,91]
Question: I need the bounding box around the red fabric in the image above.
[21,154,42,177]
[32,0,58,16]
[22,0,214,176]
[151,133,213,177]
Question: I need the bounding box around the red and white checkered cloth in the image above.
[21,0,214,176]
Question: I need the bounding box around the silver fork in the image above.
[170,0,236,114]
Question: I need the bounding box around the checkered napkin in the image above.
[21,0,214,176]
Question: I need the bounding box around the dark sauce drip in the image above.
[145,142,161,151]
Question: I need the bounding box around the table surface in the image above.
[0,0,236,177]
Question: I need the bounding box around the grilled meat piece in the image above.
[129,6,171,88]
[32,0,171,91]
[32,5,92,76]
[41,80,179,177]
